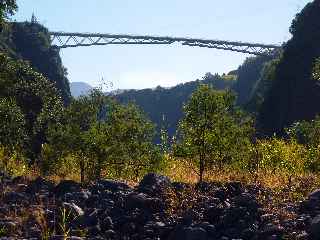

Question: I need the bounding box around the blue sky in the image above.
[14,0,311,90]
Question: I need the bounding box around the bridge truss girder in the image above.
[49,32,281,57]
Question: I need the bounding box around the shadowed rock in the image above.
[138,173,172,196]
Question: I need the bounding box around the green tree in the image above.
[0,97,26,171]
[105,103,163,179]
[116,72,235,142]
[44,94,98,181]
[0,54,63,159]
[0,0,17,25]
[46,89,162,181]
[0,97,26,150]
[175,85,253,182]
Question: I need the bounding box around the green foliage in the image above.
[116,72,236,141]
[0,0,17,24]
[249,138,306,175]
[44,90,105,180]
[0,54,64,159]
[174,84,253,182]
[59,207,72,238]
[0,226,8,237]
[313,57,320,81]
[0,146,28,177]
[45,89,163,181]
[286,115,320,172]
[104,102,164,179]
[0,98,26,150]
[160,115,170,154]
[286,116,320,146]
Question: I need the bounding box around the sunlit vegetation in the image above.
[1,0,320,203]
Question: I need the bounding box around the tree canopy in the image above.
[174,85,253,182]
[0,54,63,159]
[0,0,17,25]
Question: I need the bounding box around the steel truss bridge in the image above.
[49,32,281,57]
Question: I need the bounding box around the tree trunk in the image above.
[199,153,204,183]
[80,160,84,183]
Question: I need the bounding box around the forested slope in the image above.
[0,21,71,104]
[258,0,320,135]
[116,73,236,139]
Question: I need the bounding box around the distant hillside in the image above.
[70,82,93,98]
[115,73,236,141]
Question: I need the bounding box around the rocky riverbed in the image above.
[0,171,319,239]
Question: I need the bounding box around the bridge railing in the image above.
[49,32,281,57]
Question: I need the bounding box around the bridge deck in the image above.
[49,32,281,57]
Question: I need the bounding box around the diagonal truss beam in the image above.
[49,32,281,57]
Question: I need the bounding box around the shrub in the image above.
[0,145,28,177]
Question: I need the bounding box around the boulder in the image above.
[233,192,259,213]
[310,214,320,240]
[3,192,27,204]
[309,189,320,200]
[138,173,172,196]
[204,204,224,223]
[225,181,243,196]
[258,223,284,239]
[168,226,208,240]
[96,179,131,192]
[125,193,165,213]
[75,208,100,228]
[50,236,84,240]
[61,202,84,219]
[101,216,113,231]
[64,191,91,206]
[172,182,190,192]
[186,227,208,240]
[25,177,54,194]
[54,180,81,197]
[11,176,27,184]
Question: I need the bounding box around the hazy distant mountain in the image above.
[70,82,93,97]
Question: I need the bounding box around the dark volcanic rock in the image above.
[96,179,131,192]
[258,223,284,239]
[310,214,320,240]
[61,202,84,218]
[54,180,82,197]
[138,173,172,196]
[0,172,313,239]
[125,192,165,213]
[168,225,208,240]
[25,177,54,194]
[233,192,260,212]
[3,192,27,204]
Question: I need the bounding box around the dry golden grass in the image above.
[164,156,320,202]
